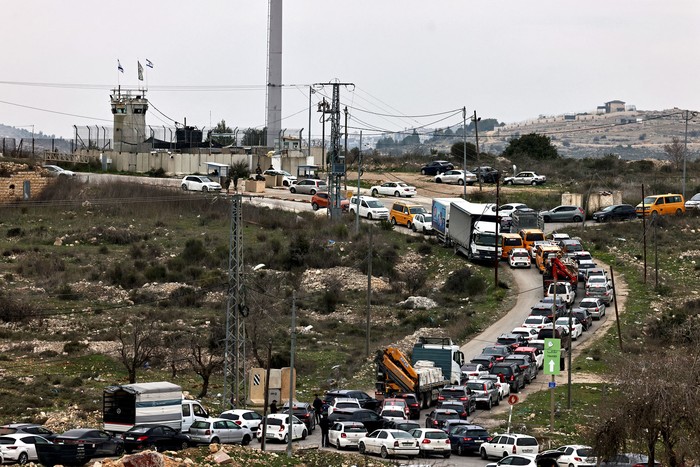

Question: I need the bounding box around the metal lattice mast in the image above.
[224,194,245,408]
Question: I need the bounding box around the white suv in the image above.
[480,433,539,459]
[255,414,307,443]
[349,196,390,220]
[546,281,576,307]
[328,397,361,415]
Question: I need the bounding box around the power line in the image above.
[0,99,112,122]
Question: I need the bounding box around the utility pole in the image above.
[317,97,330,172]
[314,81,354,221]
[366,228,373,358]
[462,107,467,198]
[682,111,698,200]
[642,184,647,284]
[223,194,246,410]
[654,218,659,288]
[261,340,272,451]
[344,106,349,191]
[473,110,482,192]
[611,267,623,351]
[495,175,500,287]
[550,269,557,433]
[308,86,313,160]
[355,131,363,235]
[287,291,296,457]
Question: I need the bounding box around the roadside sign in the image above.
[548,381,556,389]
[543,338,561,375]
[508,395,519,405]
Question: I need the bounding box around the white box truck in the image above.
[448,201,501,261]
[431,198,472,245]
[103,381,209,433]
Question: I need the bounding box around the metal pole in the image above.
[495,175,500,286]
[287,290,296,457]
[610,267,623,352]
[550,267,557,433]
[344,106,348,191]
[355,131,362,235]
[683,110,688,199]
[308,87,313,159]
[366,228,373,358]
[642,184,647,283]
[474,110,481,192]
[261,340,272,451]
[654,218,658,288]
[462,107,467,198]
[567,303,572,409]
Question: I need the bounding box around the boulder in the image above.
[397,296,438,310]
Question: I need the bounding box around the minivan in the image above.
[349,195,390,220]
[636,193,685,218]
[500,233,525,259]
[389,201,426,228]
[519,229,546,254]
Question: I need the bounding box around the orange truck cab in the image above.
[519,229,545,256]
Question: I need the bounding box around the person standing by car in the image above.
[269,399,278,414]
[319,414,330,448]
[313,394,323,423]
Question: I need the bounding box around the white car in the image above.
[411,213,433,233]
[358,429,419,459]
[218,409,263,434]
[503,171,547,186]
[487,454,538,467]
[370,182,416,198]
[546,281,576,307]
[0,433,50,464]
[327,397,361,416]
[43,164,76,177]
[511,327,539,343]
[255,414,307,443]
[181,175,222,192]
[480,433,539,459]
[579,297,606,320]
[349,196,389,220]
[328,421,367,450]
[409,428,451,458]
[380,406,408,423]
[549,444,597,467]
[461,363,489,381]
[522,315,552,330]
[509,248,531,268]
[555,317,583,340]
[434,169,476,186]
[480,374,510,400]
[686,193,700,210]
[263,169,297,186]
[499,203,529,218]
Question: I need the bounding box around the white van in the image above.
[349,195,389,220]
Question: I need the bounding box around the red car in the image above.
[311,192,350,211]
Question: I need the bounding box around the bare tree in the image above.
[116,320,161,384]
[187,326,225,398]
[663,137,685,170]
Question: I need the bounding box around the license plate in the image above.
[475,440,484,443]
[523,449,533,453]
[402,442,414,446]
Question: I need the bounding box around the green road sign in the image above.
[543,338,561,375]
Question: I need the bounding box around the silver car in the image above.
[434,170,476,186]
[289,179,327,195]
[188,418,253,445]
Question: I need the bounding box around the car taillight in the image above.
[422,439,431,444]
[235,420,242,425]
[394,440,400,447]
[512,445,517,454]
[459,397,467,401]
[410,403,419,407]
[445,439,450,444]
[4,445,18,450]
[509,375,515,381]
[205,430,211,435]
[462,437,473,441]
[574,457,583,462]
[137,436,148,442]
[341,433,347,438]
[486,437,493,442]
[432,420,438,425]
[438,396,444,400]
[280,425,285,432]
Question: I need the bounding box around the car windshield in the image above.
[426,431,448,439]
[465,382,485,391]
[505,238,523,246]
[588,276,606,284]
[265,418,283,426]
[367,200,384,208]
[336,402,359,408]
[440,389,465,398]
[462,364,480,371]
[578,448,594,456]
[346,426,366,433]
[382,410,404,418]
[525,233,545,241]
[410,207,426,214]
[579,301,596,309]
[642,196,657,205]
[422,215,433,222]
[198,176,213,183]
[602,206,615,212]
[474,233,498,247]
[692,194,700,201]
[397,183,410,188]
[392,431,413,439]
[524,317,544,324]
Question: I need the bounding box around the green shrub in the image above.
[416,243,432,255]
[63,341,88,354]
[442,268,473,294]
[55,284,81,301]
[6,227,24,237]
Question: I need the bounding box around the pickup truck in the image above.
[503,171,547,186]
[463,380,500,410]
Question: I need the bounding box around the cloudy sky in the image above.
[1,0,698,139]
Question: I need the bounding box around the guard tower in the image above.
[111,87,149,153]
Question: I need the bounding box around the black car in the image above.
[504,354,538,384]
[437,386,477,415]
[420,160,454,175]
[392,421,421,433]
[55,429,125,457]
[489,362,526,393]
[394,393,421,420]
[327,408,390,433]
[592,204,637,222]
[470,354,497,371]
[572,308,594,331]
[436,400,469,419]
[496,333,527,350]
[480,345,513,362]
[471,166,500,183]
[0,423,57,441]
[282,402,316,432]
[324,390,380,412]
[425,409,460,429]
[122,424,191,453]
[448,424,492,456]
[531,301,567,320]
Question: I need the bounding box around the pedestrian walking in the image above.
[269,399,278,414]
[319,414,330,448]
[312,394,323,423]
[223,176,231,194]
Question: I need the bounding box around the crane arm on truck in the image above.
[550,257,578,286]
[376,348,419,394]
